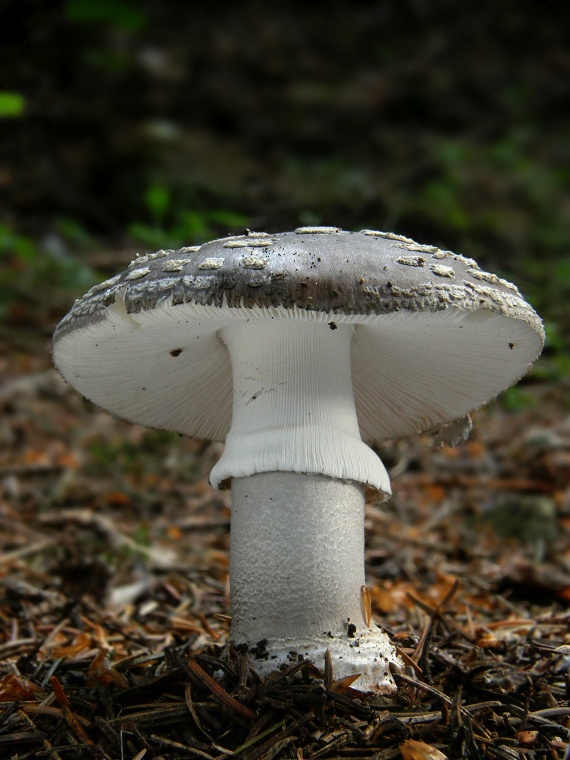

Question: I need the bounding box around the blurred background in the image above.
[1,0,569,365]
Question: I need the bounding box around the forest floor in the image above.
[1,306,570,759]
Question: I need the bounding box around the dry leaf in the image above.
[51,632,92,658]
[86,649,129,690]
[515,730,539,745]
[330,673,363,693]
[400,738,448,760]
[0,673,43,701]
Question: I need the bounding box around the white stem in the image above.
[230,472,366,643]
[209,319,400,691]
[210,320,390,493]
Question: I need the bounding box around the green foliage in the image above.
[145,185,171,225]
[87,437,141,475]
[283,157,375,211]
[133,522,151,548]
[129,185,249,248]
[415,134,569,244]
[420,178,470,231]
[87,430,182,476]
[0,92,25,117]
[498,386,539,413]
[528,322,570,385]
[85,49,133,74]
[0,223,98,321]
[55,217,97,249]
[0,224,35,260]
[65,0,148,32]
[85,430,205,493]
[410,133,570,356]
[543,321,570,358]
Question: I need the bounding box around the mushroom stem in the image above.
[230,471,367,643]
[211,319,390,493]
[212,319,399,690]
[229,472,399,691]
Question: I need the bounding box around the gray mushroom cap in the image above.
[53,227,544,443]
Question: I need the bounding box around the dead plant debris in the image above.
[1,344,570,758]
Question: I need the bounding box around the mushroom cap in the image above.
[53,228,544,443]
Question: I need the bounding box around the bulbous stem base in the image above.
[244,630,400,693]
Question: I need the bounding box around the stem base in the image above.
[239,628,400,693]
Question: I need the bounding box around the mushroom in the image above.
[52,227,544,691]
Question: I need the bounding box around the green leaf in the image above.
[0,92,25,117]
[207,210,250,229]
[65,0,147,32]
[145,185,171,223]
[128,222,165,249]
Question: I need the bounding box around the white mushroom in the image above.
[52,229,544,692]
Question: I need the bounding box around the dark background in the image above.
[1,0,569,363]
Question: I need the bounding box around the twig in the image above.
[108,704,190,727]
[0,637,38,658]
[184,682,215,743]
[232,719,288,756]
[247,713,314,760]
[0,464,64,478]
[150,734,216,759]
[531,706,570,719]
[183,658,256,723]
[0,540,54,565]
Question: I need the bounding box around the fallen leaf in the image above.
[400,738,448,760]
[330,673,363,693]
[51,632,92,658]
[0,673,43,701]
[86,649,129,690]
[167,525,183,540]
[515,730,539,745]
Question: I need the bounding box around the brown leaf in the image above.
[51,632,92,658]
[0,673,43,701]
[86,649,129,690]
[515,730,539,746]
[400,739,448,760]
[330,673,363,693]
